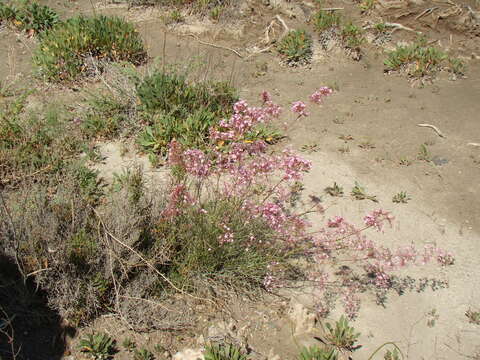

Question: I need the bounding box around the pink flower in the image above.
[261,90,272,103]
[363,209,393,231]
[291,101,309,117]
[310,87,333,104]
[328,216,344,228]
[280,150,312,180]
[183,149,211,177]
[436,249,455,266]
[233,100,248,114]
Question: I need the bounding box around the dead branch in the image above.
[186,34,243,58]
[246,15,290,59]
[466,6,480,21]
[415,7,439,20]
[417,123,446,138]
[385,22,419,33]
[275,15,290,41]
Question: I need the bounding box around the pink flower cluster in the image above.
[363,209,394,231]
[291,101,309,117]
[211,97,281,142]
[183,149,211,177]
[310,87,333,104]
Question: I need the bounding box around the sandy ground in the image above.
[1,0,480,358]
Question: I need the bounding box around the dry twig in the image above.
[385,22,420,33]
[415,7,439,19]
[246,15,290,58]
[186,33,243,58]
[417,123,446,138]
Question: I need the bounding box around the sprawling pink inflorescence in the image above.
[291,101,309,117]
[310,86,333,104]
[363,209,394,231]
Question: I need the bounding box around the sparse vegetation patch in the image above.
[384,37,464,78]
[313,10,364,60]
[0,0,59,34]
[277,29,313,66]
[33,15,147,81]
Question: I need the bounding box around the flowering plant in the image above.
[160,88,452,318]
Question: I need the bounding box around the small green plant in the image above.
[313,10,341,32]
[68,228,98,269]
[358,140,375,149]
[360,0,376,12]
[79,332,116,360]
[112,166,144,204]
[277,29,313,65]
[325,182,343,197]
[448,58,465,75]
[298,345,338,360]
[167,9,184,24]
[210,6,222,21]
[0,1,59,34]
[373,22,387,34]
[392,191,410,204]
[384,37,460,78]
[465,309,480,325]
[341,22,364,49]
[204,343,247,360]
[244,124,283,144]
[301,143,320,153]
[34,15,147,81]
[398,157,412,166]
[122,337,136,352]
[417,144,431,161]
[325,315,361,351]
[0,2,17,23]
[384,348,401,360]
[134,348,155,360]
[351,181,378,202]
[426,308,439,327]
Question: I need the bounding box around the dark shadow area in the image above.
[0,253,76,360]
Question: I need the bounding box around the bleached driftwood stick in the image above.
[417,123,446,138]
[385,22,419,33]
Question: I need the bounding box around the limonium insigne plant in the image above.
[162,86,453,319]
